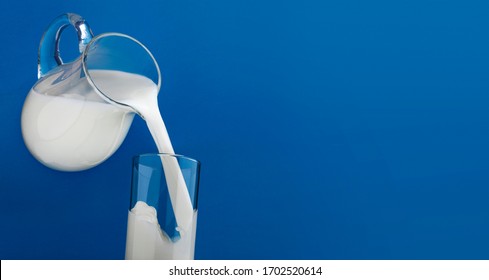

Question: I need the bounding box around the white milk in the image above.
[21,72,134,171]
[125,201,198,260]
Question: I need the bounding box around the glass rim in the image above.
[81,32,162,112]
[134,153,200,165]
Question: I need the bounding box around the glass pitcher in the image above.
[21,13,161,171]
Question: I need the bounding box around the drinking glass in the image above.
[125,154,200,260]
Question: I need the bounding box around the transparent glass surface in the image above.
[125,154,201,260]
[82,33,161,113]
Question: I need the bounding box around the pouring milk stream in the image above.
[88,69,194,234]
[21,14,194,248]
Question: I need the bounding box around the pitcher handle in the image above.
[38,13,94,78]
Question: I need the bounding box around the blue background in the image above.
[1,0,488,259]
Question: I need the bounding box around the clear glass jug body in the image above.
[21,13,161,171]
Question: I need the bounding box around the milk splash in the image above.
[125,201,197,260]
